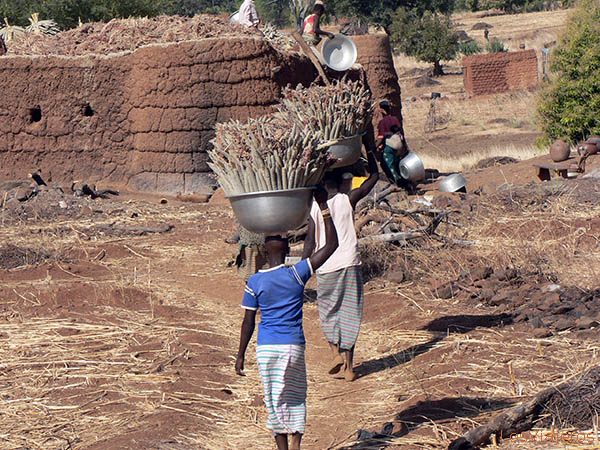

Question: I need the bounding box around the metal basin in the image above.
[399,152,425,182]
[227,188,314,234]
[328,135,362,168]
[321,34,358,72]
[439,173,467,192]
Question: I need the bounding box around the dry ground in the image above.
[1,154,600,449]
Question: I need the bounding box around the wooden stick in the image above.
[291,31,331,86]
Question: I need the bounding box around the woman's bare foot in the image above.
[344,367,357,382]
[328,354,344,375]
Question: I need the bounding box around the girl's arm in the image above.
[235,309,257,376]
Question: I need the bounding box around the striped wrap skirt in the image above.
[316,265,364,351]
[256,344,307,435]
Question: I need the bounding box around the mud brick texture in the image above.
[0,34,403,194]
[463,50,538,96]
[353,34,405,135]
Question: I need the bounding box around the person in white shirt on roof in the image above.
[237,0,260,28]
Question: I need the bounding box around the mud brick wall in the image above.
[353,34,405,135]
[0,37,315,194]
[0,55,131,184]
[463,50,538,96]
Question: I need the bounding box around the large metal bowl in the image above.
[439,173,467,192]
[321,34,358,72]
[399,152,426,182]
[227,188,314,234]
[328,135,362,168]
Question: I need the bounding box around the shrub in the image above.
[486,37,507,52]
[537,0,600,143]
[459,39,482,55]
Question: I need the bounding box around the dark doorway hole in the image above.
[83,103,94,117]
[29,106,42,123]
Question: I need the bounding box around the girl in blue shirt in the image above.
[235,186,339,450]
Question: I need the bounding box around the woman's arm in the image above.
[301,217,316,260]
[350,129,380,208]
[235,309,257,376]
[308,188,339,270]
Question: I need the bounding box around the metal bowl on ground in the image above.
[227,188,314,234]
[439,173,467,193]
[399,152,426,182]
[321,34,358,72]
[328,135,362,168]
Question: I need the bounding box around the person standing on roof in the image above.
[302,0,334,46]
[238,0,260,28]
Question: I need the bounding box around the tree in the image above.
[537,0,600,144]
[390,9,458,76]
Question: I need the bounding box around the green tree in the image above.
[391,9,458,76]
[537,0,600,143]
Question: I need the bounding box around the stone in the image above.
[385,270,405,284]
[489,292,510,306]
[553,317,575,331]
[470,266,493,281]
[575,317,599,330]
[529,316,545,329]
[433,282,456,299]
[532,328,552,338]
[478,288,495,303]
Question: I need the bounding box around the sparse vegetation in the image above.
[458,39,482,55]
[538,0,600,144]
[486,37,507,52]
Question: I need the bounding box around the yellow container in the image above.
[352,176,368,190]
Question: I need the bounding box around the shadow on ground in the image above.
[355,314,512,379]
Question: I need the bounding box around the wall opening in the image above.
[29,106,42,123]
[83,103,94,117]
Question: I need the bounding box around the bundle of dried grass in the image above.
[8,14,258,56]
[208,115,329,196]
[279,79,374,143]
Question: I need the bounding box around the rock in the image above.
[478,289,495,303]
[489,292,510,306]
[529,316,545,329]
[470,266,493,281]
[494,268,519,282]
[575,317,599,330]
[175,193,211,203]
[14,186,35,202]
[377,345,391,354]
[540,293,561,311]
[533,328,552,338]
[433,282,456,299]
[58,200,68,209]
[572,304,590,318]
[553,317,574,331]
[385,270,405,284]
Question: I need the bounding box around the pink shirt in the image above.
[377,115,402,139]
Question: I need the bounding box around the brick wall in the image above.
[463,50,538,96]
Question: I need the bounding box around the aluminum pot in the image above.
[439,173,467,192]
[328,135,362,168]
[399,152,426,182]
[321,34,357,72]
[227,188,314,234]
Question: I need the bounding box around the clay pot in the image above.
[585,135,600,152]
[549,139,570,162]
[578,142,598,156]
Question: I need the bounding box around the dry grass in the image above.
[420,144,544,172]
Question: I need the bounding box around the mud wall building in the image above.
[0,34,403,194]
[463,49,538,96]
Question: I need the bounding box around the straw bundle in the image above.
[208,115,330,196]
[279,79,374,143]
[209,80,373,196]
